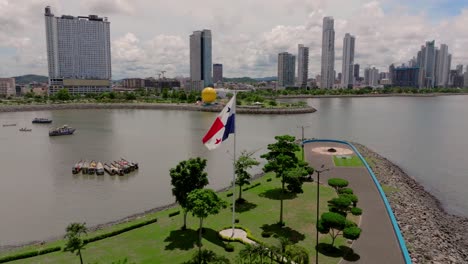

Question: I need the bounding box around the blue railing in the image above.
[303,139,412,264]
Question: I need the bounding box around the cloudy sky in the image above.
[0,0,467,79]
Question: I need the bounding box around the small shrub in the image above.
[235,218,240,223]
[224,244,235,252]
[261,231,271,238]
[226,193,233,197]
[267,178,272,182]
[338,188,354,195]
[168,211,180,217]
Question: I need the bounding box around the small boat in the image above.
[114,160,130,174]
[72,160,83,174]
[82,160,89,174]
[121,158,138,170]
[104,163,115,175]
[49,125,75,136]
[111,162,126,175]
[32,118,52,124]
[3,124,16,127]
[119,159,134,171]
[19,128,32,132]
[89,160,97,175]
[96,162,104,175]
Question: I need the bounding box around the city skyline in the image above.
[1,0,468,79]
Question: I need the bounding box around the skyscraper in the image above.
[278,52,296,87]
[213,63,223,84]
[320,17,335,89]
[44,6,112,94]
[297,44,309,88]
[354,64,360,80]
[190,29,212,90]
[341,33,355,88]
[436,44,451,87]
[456,64,463,76]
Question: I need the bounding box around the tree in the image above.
[328,178,349,192]
[125,92,136,100]
[327,195,362,217]
[261,135,302,225]
[169,157,209,230]
[235,150,260,202]
[317,212,361,246]
[55,88,71,101]
[64,222,87,264]
[187,189,227,250]
[285,245,309,264]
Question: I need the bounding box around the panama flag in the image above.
[202,94,236,150]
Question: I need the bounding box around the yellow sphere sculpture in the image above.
[201,87,217,104]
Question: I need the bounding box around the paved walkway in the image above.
[219,228,255,244]
[304,142,405,264]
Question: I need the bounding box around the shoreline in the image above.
[0,172,266,253]
[353,143,468,263]
[0,103,316,115]
[2,144,468,263]
[274,92,468,99]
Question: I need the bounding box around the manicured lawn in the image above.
[333,155,364,167]
[5,174,349,264]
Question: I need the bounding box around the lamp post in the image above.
[297,125,309,161]
[315,164,330,264]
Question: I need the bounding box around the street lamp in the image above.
[315,164,330,264]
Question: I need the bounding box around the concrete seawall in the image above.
[0,103,316,115]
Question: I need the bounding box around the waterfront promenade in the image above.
[304,141,407,264]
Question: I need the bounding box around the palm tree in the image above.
[64,223,87,264]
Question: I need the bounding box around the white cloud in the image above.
[0,0,467,79]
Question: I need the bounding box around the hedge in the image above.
[266,178,272,182]
[242,182,262,192]
[0,246,61,263]
[83,217,158,244]
[226,193,233,197]
[168,211,180,217]
[224,244,234,252]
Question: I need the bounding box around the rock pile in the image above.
[354,143,468,264]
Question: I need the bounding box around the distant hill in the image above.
[223,77,258,83]
[13,74,48,84]
[254,76,277,82]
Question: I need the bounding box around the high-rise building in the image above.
[464,69,468,88]
[364,67,379,87]
[190,29,212,90]
[297,44,309,88]
[213,63,223,84]
[44,6,112,95]
[278,52,296,87]
[423,41,436,88]
[0,78,16,97]
[436,44,451,87]
[389,64,395,84]
[320,17,335,89]
[341,33,355,88]
[354,64,360,80]
[456,65,463,76]
[394,67,419,88]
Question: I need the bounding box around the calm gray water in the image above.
[0,96,467,245]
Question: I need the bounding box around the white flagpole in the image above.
[231,91,237,237]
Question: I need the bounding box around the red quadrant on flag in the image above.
[202,117,224,144]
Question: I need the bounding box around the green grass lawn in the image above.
[332,155,364,167]
[4,174,350,264]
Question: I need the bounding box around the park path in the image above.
[304,142,406,264]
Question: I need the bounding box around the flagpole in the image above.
[231,91,237,237]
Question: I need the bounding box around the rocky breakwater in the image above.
[354,143,468,264]
[0,103,316,115]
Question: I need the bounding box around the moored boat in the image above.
[89,160,97,175]
[19,128,32,132]
[32,118,52,124]
[111,162,127,175]
[96,162,104,175]
[114,160,130,174]
[72,160,83,174]
[104,163,115,175]
[121,158,138,170]
[3,124,16,127]
[49,125,75,136]
[82,160,89,174]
